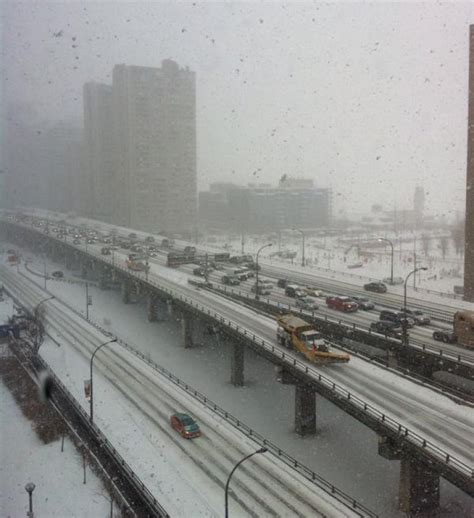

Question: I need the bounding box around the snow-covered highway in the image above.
[2,264,372,517]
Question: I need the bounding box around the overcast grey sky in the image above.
[2,1,473,217]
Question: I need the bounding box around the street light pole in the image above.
[89,338,118,423]
[402,266,428,345]
[377,238,394,284]
[225,447,267,518]
[293,228,305,267]
[255,243,272,300]
[34,295,54,316]
[25,482,35,517]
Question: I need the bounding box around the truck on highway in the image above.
[276,314,350,364]
[126,254,149,272]
[432,310,474,348]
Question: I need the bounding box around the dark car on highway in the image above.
[222,275,240,286]
[370,320,403,339]
[379,310,415,328]
[350,296,375,310]
[399,308,431,325]
[364,282,387,293]
[432,330,457,344]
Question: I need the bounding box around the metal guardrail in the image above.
[4,269,377,517]
[3,227,474,487]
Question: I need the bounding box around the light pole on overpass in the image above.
[89,337,118,423]
[255,243,272,300]
[377,237,394,285]
[402,266,428,345]
[225,447,267,518]
[293,228,305,267]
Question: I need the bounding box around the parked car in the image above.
[295,296,319,311]
[222,275,240,286]
[350,296,375,310]
[432,330,457,344]
[170,413,201,439]
[145,236,155,243]
[399,308,431,325]
[382,277,405,285]
[364,282,387,293]
[277,278,289,289]
[370,320,403,339]
[379,310,415,328]
[326,296,358,312]
[51,271,64,279]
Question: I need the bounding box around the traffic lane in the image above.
[260,263,461,321]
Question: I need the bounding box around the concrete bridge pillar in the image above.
[65,250,76,270]
[167,300,174,317]
[97,264,110,290]
[181,313,194,348]
[295,383,316,436]
[378,435,440,514]
[230,342,245,386]
[121,280,131,304]
[147,293,159,322]
[399,458,440,514]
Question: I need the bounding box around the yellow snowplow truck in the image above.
[277,314,350,365]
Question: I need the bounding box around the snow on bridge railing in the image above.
[4,229,474,483]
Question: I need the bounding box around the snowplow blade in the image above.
[307,351,350,364]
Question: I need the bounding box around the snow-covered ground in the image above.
[202,230,465,297]
[0,373,112,517]
[2,254,472,517]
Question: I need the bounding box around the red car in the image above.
[170,413,201,439]
[326,296,358,312]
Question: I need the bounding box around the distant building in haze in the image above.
[111,60,197,234]
[83,82,115,222]
[199,178,331,232]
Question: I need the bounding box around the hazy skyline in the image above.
[2,1,473,218]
